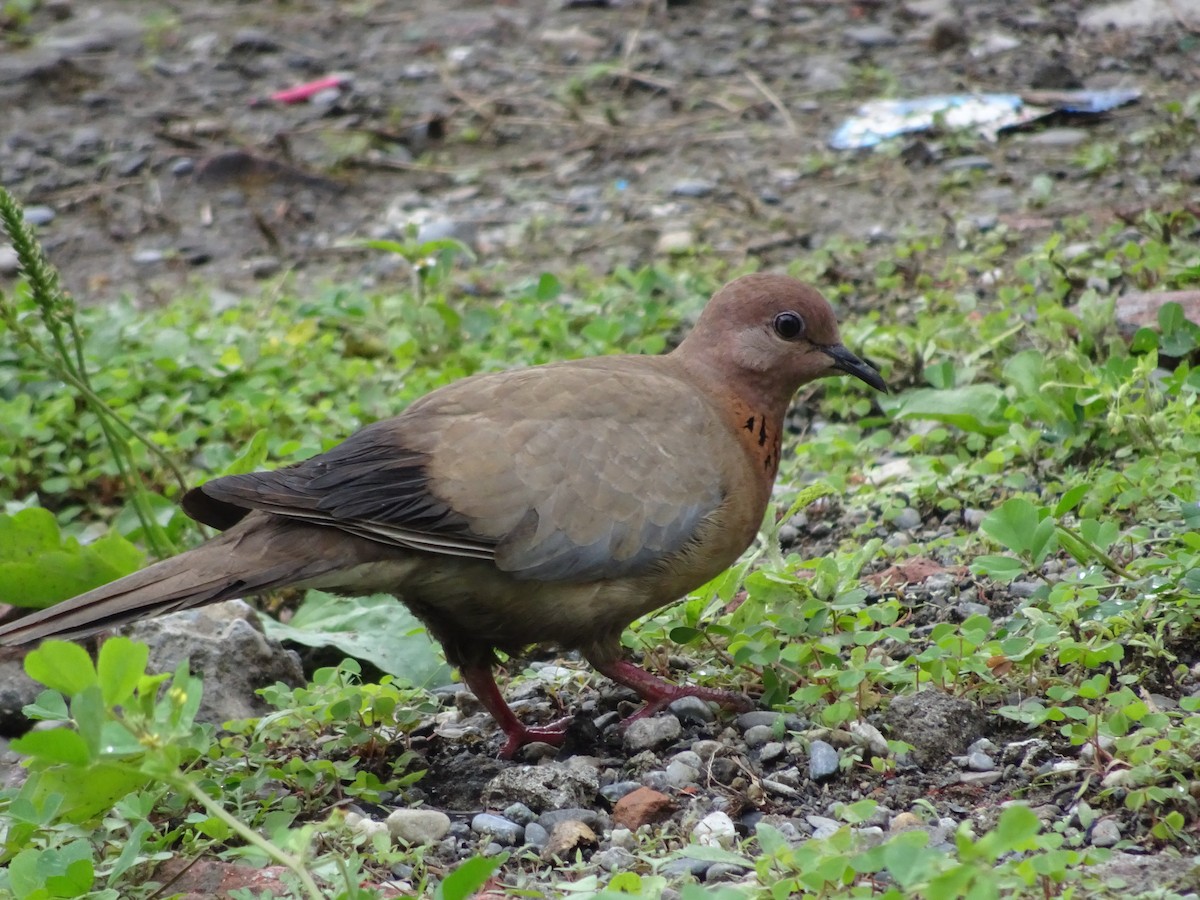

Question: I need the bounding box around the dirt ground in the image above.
[2,0,1196,307]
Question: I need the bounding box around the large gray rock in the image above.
[121,600,304,726]
[481,759,599,812]
[884,690,988,766]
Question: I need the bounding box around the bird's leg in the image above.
[459,664,572,759]
[591,657,753,724]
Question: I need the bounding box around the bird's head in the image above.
[674,273,887,406]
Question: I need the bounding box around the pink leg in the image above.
[591,657,753,724]
[460,665,572,759]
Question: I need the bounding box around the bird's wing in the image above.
[187,359,728,582]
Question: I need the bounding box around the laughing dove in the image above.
[0,273,886,757]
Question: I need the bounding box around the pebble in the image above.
[22,205,56,226]
[470,813,523,846]
[1090,817,1121,847]
[758,741,785,763]
[131,249,166,265]
[1009,581,1041,598]
[743,724,775,748]
[806,815,841,839]
[958,770,1002,785]
[963,508,987,528]
[0,245,18,275]
[599,780,642,803]
[661,857,710,877]
[666,759,700,788]
[523,822,550,850]
[592,847,637,872]
[693,810,737,848]
[386,808,451,845]
[691,739,724,760]
[958,601,991,618]
[170,157,195,176]
[670,179,715,198]
[967,752,996,772]
[737,711,799,731]
[844,24,897,46]
[706,862,749,882]
[502,802,535,826]
[893,507,922,530]
[669,695,716,723]
[849,721,890,757]
[655,229,695,255]
[610,826,636,850]
[968,738,997,755]
[116,152,149,176]
[889,811,923,832]
[624,715,682,751]
[539,808,604,832]
[808,740,840,781]
[1025,128,1089,146]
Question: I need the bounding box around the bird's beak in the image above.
[822,344,888,393]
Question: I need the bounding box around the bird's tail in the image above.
[0,519,343,646]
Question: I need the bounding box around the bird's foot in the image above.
[498,716,573,760]
[592,657,753,725]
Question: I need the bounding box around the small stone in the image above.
[351,818,389,840]
[116,152,149,177]
[610,826,637,849]
[968,738,998,755]
[693,810,736,848]
[737,711,792,731]
[0,245,19,275]
[743,724,775,748]
[1090,816,1121,847]
[967,752,996,772]
[958,770,1002,785]
[666,759,700,789]
[1025,128,1089,146]
[612,786,675,830]
[247,256,281,279]
[22,205,56,226]
[849,721,889,757]
[670,179,715,198]
[808,740,839,781]
[759,741,785,763]
[943,155,993,172]
[482,763,599,812]
[655,229,695,255]
[889,812,923,832]
[844,24,897,46]
[592,846,637,872]
[691,739,724,760]
[624,715,682,751]
[502,802,535,826]
[538,808,604,832]
[470,813,523,846]
[523,822,550,850]
[599,780,642,803]
[386,808,451,846]
[1009,580,1041,598]
[806,815,841,839]
[230,27,281,52]
[706,862,749,882]
[893,507,922,530]
[669,695,716,723]
[170,157,195,176]
[661,856,710,877]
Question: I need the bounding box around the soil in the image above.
[2,0,1199,896]
[2,0,1195,307]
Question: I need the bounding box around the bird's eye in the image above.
[773,311,805,340]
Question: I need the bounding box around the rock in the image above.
[22,205,56,226]
[1025,128,1089,146]
[669,695,716,723]
[1090,816,1122,847]
[0,657,41,737]
[541,819,597,860]
[1113,290,1200,342]
[612,786,675,830]
[661,856,710,877]
[121,600,304,725]
[693,810,736,848]
[844,25,897,47]
[482,762,598,812]
[743,724,775,748]
[893,507,922,530]
[665,759,700,789]
[470,813,523,846]
[599,780,642,802]
[0,244,18,275]
[624,715,682,752]
[808,740,839,781]
[759,741,785,763]
[513,822,543,852]
[501,803,535,826]
[538,808,605,832]
[806,815,841,839]
[654,229,696,255]
[849,721,889,757]
[967,752,996,772]
[737,711,799,731]
[386,809,451,845]
[670,179,715,198]
[884,690,987,766]
[706,862,749,882]
[889,812,923,832]
[592,846,637,872]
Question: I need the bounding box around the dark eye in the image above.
[773,311,805,340]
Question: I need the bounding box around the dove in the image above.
[0,273,886,757]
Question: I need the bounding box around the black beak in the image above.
[822,344,888,393]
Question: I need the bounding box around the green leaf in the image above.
[18,760,148,824]
[25,642,97,695]
[219,428,269,476]
[434,854,504,900]
[262,591,451,687]
[981,498,1048,556]
[10,728,93,766]
[889,385,1008,435]
[969,555,1026,581]
[97,637,149,706]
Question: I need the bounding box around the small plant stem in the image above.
[1055,523,1130,578]
[171,774,325,900]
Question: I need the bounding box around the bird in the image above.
[0,273,886,758]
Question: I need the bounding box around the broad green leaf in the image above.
[25,642,97,695]
[889,385,1008,435]
[10,729,93,766]
[263,591,451,687]
[434,854,504,900]
[97,637,149,706]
